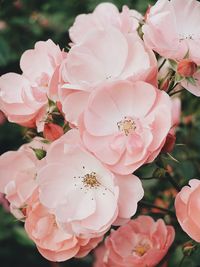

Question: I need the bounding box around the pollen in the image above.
[133,243,150,257]
[83,172,100,188]
[117,117,136,136]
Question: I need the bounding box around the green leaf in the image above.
[186,77,197,86]
[175,73,184,83]
[13,226,34,246]
[31,148,46,160]
[168,59,177,70]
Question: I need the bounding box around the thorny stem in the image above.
[140,200,176,216]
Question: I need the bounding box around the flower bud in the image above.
[44,123,64,141]
[177,59,197,77]
[162,133,176,153]
[182,241,196,256]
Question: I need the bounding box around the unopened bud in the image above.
[177,59,197,77]
[44,123,64,141]
[162,133,176,153]
[182,241,196,256]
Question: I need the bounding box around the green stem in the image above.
[140,177,157,180]
[140,200,176,216]
[166,173,181,191]
[169,88,184,96]
[179,255,186,267]
[158,59,167,71]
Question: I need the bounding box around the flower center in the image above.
[178,33,200,42]
[117,116,136,136]
[133,243,150,257]
[83,172,100,188]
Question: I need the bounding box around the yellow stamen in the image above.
[117,117,136,136]
[133,243,150,257]
[83,172,100,188]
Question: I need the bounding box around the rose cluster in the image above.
[1,0,200,266]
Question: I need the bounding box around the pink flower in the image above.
[60,27,157,126]
[143,0,200,96]
[25,192,103,262]
[0,138,48,219]
[175,179,200,242]
[93,216,175,267]
[0,40,65,130]
[143,0,200,63]
[79,80,172,175]
[69,3,142,45]
[37,130,143,237]
[93,244,108,267]
[181,72,200,97]
[171,97,181,130]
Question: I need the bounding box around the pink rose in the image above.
[93,216,175,267]
[143,0,200,96]
[143,0,200,63]
[69,3,142,45]
[0,138,48,219]
[79,80,172,175]
[93,245,108,267]
[0,40,65,130]
[25,192,103,262]
[181,72,200,97]
[60,26,157,126]
[175,179,200,242]
[37,130,143,238]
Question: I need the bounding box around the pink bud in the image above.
[162,133,176,153]
[44,123,64,141]
[177,59,197,77]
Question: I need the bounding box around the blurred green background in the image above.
[2,1,200,267]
